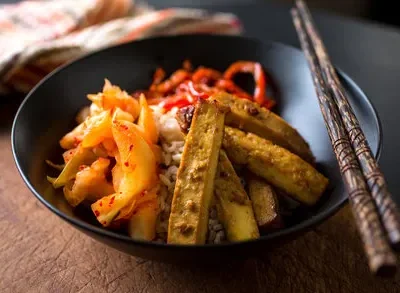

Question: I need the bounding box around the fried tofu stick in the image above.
[223,127,328,205]
[168,99,227,244]
[212,93,315,164]
[247,174,283,231]
[214,151,260,242]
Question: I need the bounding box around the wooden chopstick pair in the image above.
[291,0,400,276]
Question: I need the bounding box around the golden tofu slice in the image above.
[214,151,260,242]
[247,174,283,231]
[212,92,314,164]
[223,127,328,205]
[168,99,227,244]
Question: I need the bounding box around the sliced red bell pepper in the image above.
[223,61,268,105]
[150,67,166,88]
[192,67,222,85]
[152,69,191,94]
[216,79,253,101]
[160,94,194,111]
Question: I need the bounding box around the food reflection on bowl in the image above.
[12,35,381,263]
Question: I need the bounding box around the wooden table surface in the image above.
[1,99,400,293]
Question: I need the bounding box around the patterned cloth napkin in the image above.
[0,0,242,94]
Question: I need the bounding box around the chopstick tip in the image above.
[388,232,400,251]
[374,262,397,278]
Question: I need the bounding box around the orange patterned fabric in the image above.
[0,0,242,94]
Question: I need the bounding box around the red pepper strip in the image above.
[175,80,191,94]
[192,67,222,85]
[160,94,194,111]
[223,61,267,105]
[216,79,253,101]
[183,59,193,71]
[187,81,209,99]
[177,80,209,99]
[151,67,166,87]
[154,69,191,94]
[196,83,220,96]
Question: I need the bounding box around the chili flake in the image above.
[109,196,115,206]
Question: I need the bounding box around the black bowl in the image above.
[12,35,381,263]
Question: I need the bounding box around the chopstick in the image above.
[291,3,399,276]
[295,0,400,250]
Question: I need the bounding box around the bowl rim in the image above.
[11,34,383,250]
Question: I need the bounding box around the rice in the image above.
[151,106,226,244]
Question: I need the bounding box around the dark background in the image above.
[0,0,399,27]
